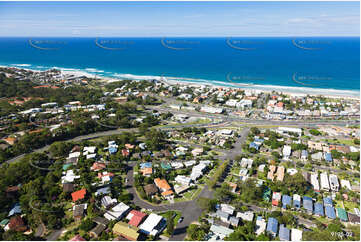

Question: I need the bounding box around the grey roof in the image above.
[229,216,239,225]
[279,224,290,241]
[216,209,230,220]
[90,224,106,236]
[303,196,313,212]
[93,217,109,226]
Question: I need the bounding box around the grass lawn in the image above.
[323,139,356,146]
[158,210,182,237]
[343,201,360,211]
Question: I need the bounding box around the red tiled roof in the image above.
[9,216,26,232]
[71,189,86,202]
[69,235,86,241]
[33,85,59,89]
[128,210,147,227]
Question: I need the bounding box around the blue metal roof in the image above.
[301,150,308,156]
[249,142,259,150]
[282,195,292,209]
[140,162,152,169]
[8,203,21,217]
[325,206,336,219]
[323,197,333,207]
[109,147,118,154]
[324,152,332,162]
[279,224,290,241]
[314,203,324,216]
[303,196,313,212]
[266,217,278,234]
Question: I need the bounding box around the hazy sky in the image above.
[0,1,359,37]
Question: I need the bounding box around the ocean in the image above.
[0,37,359,96]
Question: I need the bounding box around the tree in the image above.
[166,213,175,236]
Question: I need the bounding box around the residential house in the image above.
[276,166,285,182]
[340,179,352,190]
[216,209,230,223]
[126,210,147,227]
[279,224,290,241]
[112,221,140,240]
[320,172,330,191]
[138,213,166,236]
[311,152,323,161]
[303,196,313,214]
[272,192,281,206]
[301,150,308,161]
[209,224,234,240]
[71,189,86,202]
[255,216,266,235]
[348,213,360,225]
[143,184,158,197]
[329,174,339,191]
[267,165,277,181]
[293,194,301,209]
[89,224,106,238]
[236,211,254,222]
[69,235,86,241]
[291,228,303,241]
[73,204,86,221]
[324,152,333,162]
[154,178,173,198]
[104,202,130,221]
[266,217,278,237]
[8,216,27,232]
[310,173,320,192]
[336,208,348,222]
[314,203,324,217]
[281,195,292,209]
[325,206,336,219]
[175,175,192,186]
[282,146,291,160]
[229,216,240,227]
[101,196,117,208]
[220,204,235,215]
[91,162,106,172]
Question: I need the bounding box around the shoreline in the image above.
[1,63,360,100]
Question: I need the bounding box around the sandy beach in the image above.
[2,64,360,100]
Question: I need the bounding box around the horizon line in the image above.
[0,36,359,38]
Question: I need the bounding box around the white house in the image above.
[104,202,130,221]
[320,172,330,191]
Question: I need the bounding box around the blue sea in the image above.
[0,37,359,97]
